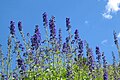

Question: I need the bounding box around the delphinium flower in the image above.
[95,46,101,77]
[113,31,118,46]
[21,63,26,72]
[18,21,22,31]
[62,42,68,67]
[66,17,72,44]
[26,33,31,48]
[18,21,29,50]
[112,51,117,80]
[74,29,83,64]
[66,18,72,48]
[34,57,40,66]
[66,64,73,79]
[14,41,19,53]
[13,40,26,78]
[49,16,56,41]
[19,43,24,51]
[113,31,120,76]
[113,31,120,65]
[74,29,79,40]
[14,41,24,53]
[65,36,73,79]
[77,40,84,69]
[74,32,84,79]
[17,59,24,68]
[43,12,51,68]
[62,43,67,53]
[12,72,18,80]
[58,28,62,50]
[42,12,50,49]
[26,48,34,61]
[66,18,71,31]
[66,36,70,44]
[65,19,73,68]
[17,58,26,78]
[102,52,108,80]
[74,29,82,58]
[10,21,15,36]
[31,25,41,50]
[43,12,48,27]
[0,45,5,78]
[96,46,101,68]
[53,28,62,67]
[7,35,12,79]
[85,42,95,79]
[78,40,83,59]
[65,36,72,55]
[34,25,41,43]
[65,38,71,54]
[66,18,73,60]
[49,16,57,68]
[87,48,95,79]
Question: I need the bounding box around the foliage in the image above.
[0,12,120,80]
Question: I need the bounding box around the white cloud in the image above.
[117,32,120,38]
[102,13,112,19]
[103,0,120,19]
[101,40,108,45]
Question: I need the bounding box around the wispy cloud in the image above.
[102,13,112,19]
[101,40,108,45]
[103,0,120,19]
[84,20,88,24]
[117,32,120,38]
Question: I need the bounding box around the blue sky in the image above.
[0,0,120,63]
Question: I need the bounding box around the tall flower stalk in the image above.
[6,21,16,79]
[112,51,117,80]
[66,18,73,79]
[18,21,28,50]
[102,52,108,80]
[42,12,50,67]
[95,46,101,78]
[113,31,120,77]
[86,42,95,79]
[113,31,120,65]
[0,44,5,80]
[49,16,56,68]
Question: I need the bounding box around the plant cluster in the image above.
[0,12,120,80]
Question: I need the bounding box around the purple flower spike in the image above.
[49,16,56,40]
[62,43,67,52]
[113,31,118,45]
[31,25,41,50]
[103,71,108,80]
[10,21,15,35]
[21,64,26,71]
[17,59,23,68]
[78,40,83,58]
[43,12,48,26]
[18,21,22,31]
[102,52,108,80]
[66,18,71,31]
[96,46,101,67]
[86,48,95,78]
[74,29,79,40]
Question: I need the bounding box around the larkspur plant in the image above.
[0,12,120,80]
